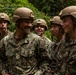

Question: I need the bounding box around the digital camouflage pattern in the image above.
[49,37,76,75]
[41,35,52,48]
[0,30,12,40]
[57,38,76,75]
[0,30,12,75]
[0,32,50,75]
[47,41,61,75]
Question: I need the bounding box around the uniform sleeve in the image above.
[35,38,51,75]
[67,52,76,75]
[0,38,8,75]
[59,45,76,75]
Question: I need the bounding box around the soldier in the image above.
[0,7,50,75]
[32,19,52,47]
[50,16,64,42]
[50,6,76,75]
[0,13,12,75]
[0,13,12,40]
[47,16,64,75]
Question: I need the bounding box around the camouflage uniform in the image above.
[0,30,12,40]
[32,19,52,50]
[47,41,61,75]
[41,35,52,47]
[0,30,12,73]
[0,13,12,75]
[0,32,50,75]
[47,16,64,75]
[51,37,76,75]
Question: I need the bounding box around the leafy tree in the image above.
[28,0,76,16]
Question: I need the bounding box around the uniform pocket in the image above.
[5,46,15,57]
[21,47,35,57]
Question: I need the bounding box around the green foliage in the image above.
[45,30,52,40]
[28,0,76,16]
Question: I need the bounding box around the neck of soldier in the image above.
[57,34,64,42]
[1,29,7,37]
[15,27,27,40]
[39,34,44,37]
[68,29,76,42]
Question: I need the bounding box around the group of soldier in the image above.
[0,5,76,75]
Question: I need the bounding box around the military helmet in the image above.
[50,16,64,35]
[0,13,10,23]
[59,6,76,19]
[50,16,62,25]
[33,19,48,30]
[12,7,34,23]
